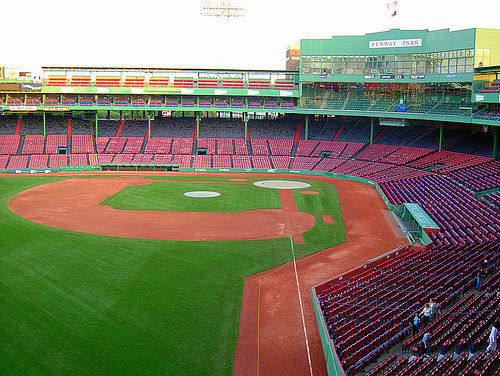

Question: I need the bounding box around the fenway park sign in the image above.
[369,38,422,48]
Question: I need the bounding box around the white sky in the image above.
[1,0,499,71]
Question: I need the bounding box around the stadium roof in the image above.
[475,65,500,73]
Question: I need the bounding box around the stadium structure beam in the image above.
[95,112,98,138]
[244,114,248,141]
[43,112,46,137]
[370,118,374,145]
[305,115,309,141]
[194,113,200,141]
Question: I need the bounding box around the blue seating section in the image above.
[248,118,298,139]
[381,175,499,245]
[483,191,500,208]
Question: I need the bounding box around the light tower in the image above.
[199,0,247,68]
[200,0,246,18]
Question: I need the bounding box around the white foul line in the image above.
[290,236,314,376]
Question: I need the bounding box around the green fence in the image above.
[312,290,346,376]
[0,166,101,174]
[311,245,410,376]
[58,166,101,172]
[0,168,57,174]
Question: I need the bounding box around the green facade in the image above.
[301,28,476,55]
[300,28,477,83]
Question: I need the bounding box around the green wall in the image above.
[300,28,476,56]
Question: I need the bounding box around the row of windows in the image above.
[301,49,475,76]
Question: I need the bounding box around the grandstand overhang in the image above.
[475,65,500,74]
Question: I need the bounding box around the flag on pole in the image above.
[386,0,398,17]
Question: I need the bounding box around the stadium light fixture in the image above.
[200,0,246,18]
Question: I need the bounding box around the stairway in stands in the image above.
[114,120,125,137]
[443,133,474,151]
[265,140,272,155]
[14,117,22,136]
[293,123,303,142]
[139,139,148,154]
[67,118,72,137]
[372,127,387,144]
[67,118,73,154]
[144,120,152,140]
[16,135,25,155]
[332,121,344,141]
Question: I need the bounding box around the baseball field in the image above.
[0,173,353,376]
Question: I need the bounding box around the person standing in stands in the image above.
[421,332,431,356]
[428,298,438,320]
[487,321,498,352]
[477,259,488,292]
[421,303,432,328]
[412,312,420,336]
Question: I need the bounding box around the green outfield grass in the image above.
[101,181,282,212]
[0,175,346,376]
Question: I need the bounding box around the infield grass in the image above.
[101,181,281,212]
[0,175,345,376]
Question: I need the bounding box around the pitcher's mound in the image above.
[184,191,221,198]
[253,180,311,189]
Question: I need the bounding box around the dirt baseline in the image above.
[232,174,408,376]
[8,177,316,241]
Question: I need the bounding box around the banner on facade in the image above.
[369,39,422,48]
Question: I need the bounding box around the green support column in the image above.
[148,117,151,140]
[43,112,46,137]
[95,112,98,139]
[244,114,248,141]
[493,127,498,161]
[438,123,444,152]
[370,118,374,145]
[304,115,309,141]
[196,114,200,140]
